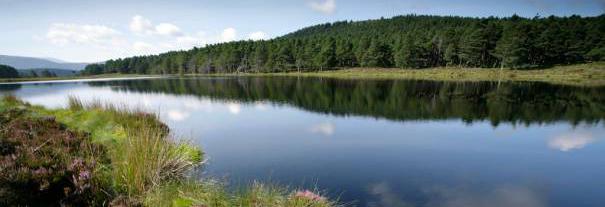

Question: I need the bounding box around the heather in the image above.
[0,96,337,207]
[0,96,110,206]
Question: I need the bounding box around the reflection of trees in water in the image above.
[0,84,22,93]
[89,77,605,126]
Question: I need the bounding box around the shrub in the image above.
[0,107,110,206]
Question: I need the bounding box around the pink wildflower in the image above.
[294,190,326,201]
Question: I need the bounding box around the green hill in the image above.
[84,14,605,75]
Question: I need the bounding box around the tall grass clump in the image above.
[145,180,339,207]
[64,97,203,201]
[112,126,201,197]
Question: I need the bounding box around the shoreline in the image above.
[0,74,163,84]
[2,62,603,87]
[215,62,605,87]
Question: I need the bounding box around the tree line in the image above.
[0,64,60,79]
[0,65,19,78]
[84,14,605,75]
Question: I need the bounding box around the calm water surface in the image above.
[1,77,605,207]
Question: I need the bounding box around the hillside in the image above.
[18,68,78,77]
[0,55,88,71]
[83,14,605,75]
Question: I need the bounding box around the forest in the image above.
[0,65,19,78]
[83,14,605,75]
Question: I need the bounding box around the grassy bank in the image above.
[234,62,605,87]
[4,62,603,86]
[0,96,338,207]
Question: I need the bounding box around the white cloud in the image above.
[309,122,335,136]
[176,32,207,48]
[46,23,122,46]
[248,31,266,41]
[221,28,237,42]
[548,132,596,152]
[155,23,183,37]
[130,15,183,37]
[167,109,189,121]
[132,41,156,54]
[176,36,199,44]
[130,15,154,35]
[227,103,241,114]
[309,0,336,14]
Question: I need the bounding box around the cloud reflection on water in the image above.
[367,182,547,207]
[167,109,190,121]
[548,132,596,152]
[227,102,241,114]
[309,122,335,136]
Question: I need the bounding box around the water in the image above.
[2,77,605,207]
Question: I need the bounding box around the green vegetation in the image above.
[262,62,605,86]
[84,14,605,75]
[0,64,19,78]
[0,96,337,207]
[0,96,109,205]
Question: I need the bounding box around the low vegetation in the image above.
[0,96,337,206]
[260,62,605,86]
[0,96,110,206]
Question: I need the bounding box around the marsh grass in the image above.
[63,97,203,198]
[145,180,339,207]
[1,96,339,207]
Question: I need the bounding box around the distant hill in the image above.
[0,55,88,71]
[18,68,79,77]
[84,14,605,75]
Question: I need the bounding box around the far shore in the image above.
[212,62,605,87]
[0,74,163,84]
[2,62,603,86]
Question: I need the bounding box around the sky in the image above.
[1,0,603,63]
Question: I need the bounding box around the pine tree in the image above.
[495,21,531,68]
[315,38,337,70]
[361,40,393,67]
[459,27,486,67]
[395,35,425,68]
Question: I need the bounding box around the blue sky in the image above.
[1,0,603,62]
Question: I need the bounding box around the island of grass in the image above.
[0,96,338,207]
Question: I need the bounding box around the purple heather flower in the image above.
[295,190,326,201]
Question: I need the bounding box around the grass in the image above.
[0,96,338,207]
[217,62,605,87]
[3,62,603,86]
[145,180,338,207]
